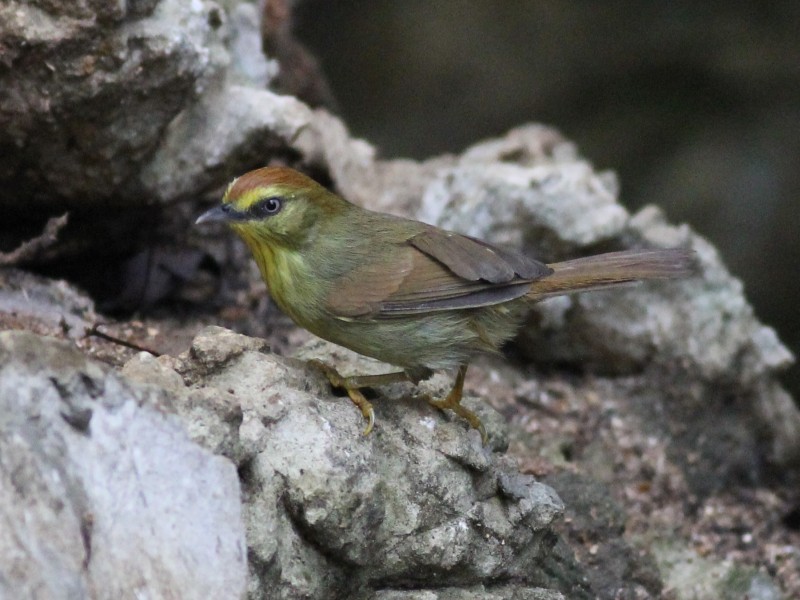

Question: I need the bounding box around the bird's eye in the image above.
[250,196,283,218]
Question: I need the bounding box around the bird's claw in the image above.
[307,359,375,436]
[427,394,488,446]
[425,364,488,446]
[307,359,487,445]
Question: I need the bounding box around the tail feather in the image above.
[527,248,696,301]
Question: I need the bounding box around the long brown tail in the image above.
[526,248,696,301]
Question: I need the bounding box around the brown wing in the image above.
[409,229,551,281]
[324,227,553,319]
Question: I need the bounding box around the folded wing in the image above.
[324,227,552,319]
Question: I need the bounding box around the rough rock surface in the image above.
[0,330,247,599]
[0,268,95,338]
[1,1,798,598]
[122,327,574,599]
[0,0,229,207]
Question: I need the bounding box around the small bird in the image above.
[197,167,695,444]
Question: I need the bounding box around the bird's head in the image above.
[196,167,346,249]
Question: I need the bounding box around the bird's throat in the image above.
[238,231,321,328]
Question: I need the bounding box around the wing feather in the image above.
[324,249,415,317]
[409,229,552,282]
[324,227,553,319]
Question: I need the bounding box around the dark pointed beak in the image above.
[195,205,231,225]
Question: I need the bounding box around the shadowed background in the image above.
[292,0,800,398]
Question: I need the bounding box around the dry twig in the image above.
[0,213,69,266]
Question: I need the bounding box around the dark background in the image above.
[293,0,800,397]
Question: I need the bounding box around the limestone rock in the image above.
[0,0,230,208]
[0,330,246,599]
[123,326,575,599]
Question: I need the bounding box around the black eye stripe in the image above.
[249,196,283,218]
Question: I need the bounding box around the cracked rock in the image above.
[0,330,246,599]
[123,326,574,599]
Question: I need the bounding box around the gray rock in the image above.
[0,268,95,338]
[418,136,628,251]
[653,542,784,600]
[227,2,277,88]
[544,472,662,598]
[0,330,247,600]
[123,326,573,599]
[0,0,228,207]
[140,86,314,203]
[373,588,564,600]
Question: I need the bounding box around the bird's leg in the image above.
[306,359,411,435]
[426,365,487,445]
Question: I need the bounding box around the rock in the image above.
[0,0,229,208]
[123,326,576,598]
[545,472,663,598]
[654,542,784,600]
[0,268,95,338]
[373,589,565,600]
[418,132,628,252]
[140,86,315,203]
[0,330,246,599]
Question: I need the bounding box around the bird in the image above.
[197,166,695,444]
